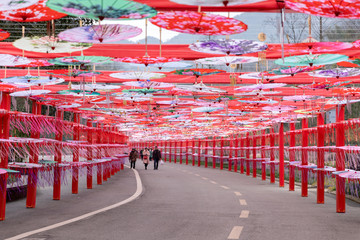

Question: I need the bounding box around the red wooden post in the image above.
[229,136,233,171]
[72,112,80,194]
[96,125,102,185]
[27,101,42,208]
[220,137,224,170]
[289,122,296,191]
[0,92,11,220]
[261,130,266,181]
[205,138,208,168]
[301,118,308,197]
[279,122,285,187]
[179,140,182,164]
[240,134,245,174]
[234,137,238,172]
[252,131,257,178]
[185,140,189,165]
[164,141,167,162]
[192,140,195,166]
[198,139,201,167]
[53,110,64,200]
[246,132,250,176]
[86,120,93,188]
[336,105,346,213]
[174,141,177,164]
[270,128,275,183]
[212,138,216,169]
[317,113,325,204]
[169,140,172,163]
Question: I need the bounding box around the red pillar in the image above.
[179,140,183,164]
[240,134,245,174]
[220,137,224,170]
[96,125,102,185]
[169,141,172,163]
[185,140,189,165]
[289,122,296,191]
[261,130,266,181]
[72,112,80,194]
[164,141,167,162]
[270,129,275,183]
[336,105,346,213]
[252,131,257,178]
[192,140,195,166]
[205,138,209,168]
[301,118,308,197]
[86,120,93,188]
[27,101,42,208]
[53,110,64,200]
[317,113,325,204]
[198,139,201,167]
[212,138,216,169]
[234,137,238,172]
[0,92,11,220]
[279,122,284,187]
[246,132,250,176]
[229,137,233,171]
[174,141,177,164]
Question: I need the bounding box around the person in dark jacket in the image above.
[129,149,139,169]
[152,146,162,170]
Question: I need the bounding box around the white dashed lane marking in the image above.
[239,199,247,206]
[194,174,200,176]
[234,191,242,196]
[210,181,217,184]
[202,177,208,180]
[228,226,243,239]
[221,185,230,190]
[239,210,249,218]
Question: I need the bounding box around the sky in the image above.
[103,12,241,42]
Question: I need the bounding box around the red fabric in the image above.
[137,0,287,12]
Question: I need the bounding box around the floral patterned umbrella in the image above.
[0,0,66,22]
[175,82,226,93]
[268,66,321,77]
[308,68,360,79]
[298,80,352,90]
[0,29,10,41]
[275,54,348,67]
[285,0,360,19]
[49,56,112,66]
[110,71,166,80]
[149,11,247,35]
[236,83,286,91]
[170,0,265,7]
[46,0,157,20]
[13,36,92,53]
[266,42,353,54]
[122,88,168,95]
[113,56,183,67]
[122,80,174,89]
[192,106,223,113]
[148,61,193,70]
[71,84,121,91]
[195,56,258,66]
[332,87,360,96]
[239,72,288,81]
[16,59,54,68]
[0,54,31,66]
[58,24,142,43]
[189,39,267,55]
[46,69,102,78]
[238,97,278,105]
[171,68,225,77]
[283,95,324,102]
[10,89,51,97]
[113,92,153,101]
[0,0,38,11]
[57,90,101,96]
[1,75,64,86]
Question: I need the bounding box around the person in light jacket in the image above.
[142,148,150,170]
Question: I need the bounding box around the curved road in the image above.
[1,163,360,240]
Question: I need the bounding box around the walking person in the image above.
[129,148,138,169]
[143,148,150,170]
[140,148,144,161]
[152,146,162,170]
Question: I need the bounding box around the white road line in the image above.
[210,181,217,184]
[221,185,230,190]
[234,191,242,196]
[239,199,247,206]
[239,210,249,218]
[202,177,208,180]
[194,174,200,176]
[5,167,143,240]
[228,226,243,239]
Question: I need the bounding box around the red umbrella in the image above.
[0,0,67,22]
[0,29,10,41]
[112,56,183,68]
[286,0,360,19]
[149,11,247,35]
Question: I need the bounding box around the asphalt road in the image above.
[1,162,360,240]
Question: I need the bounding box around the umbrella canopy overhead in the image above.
[195,56,258,66]
[13,36,92,53]
[286,0,360,19]
[0,0,66,22]
[189,39,267,55]
[0,29,10,41]
[0,54,31,66]
[113,56,183,67]
[308,68,360,79]
[58,24,142,43]
[170,0,265,7]
[149,11,248,35]
[0,0,39,11]
[110,71,166,80]
[49,56,112,66]
[46,0,157,20]
[122,80,174,89]
[275,54,349,67]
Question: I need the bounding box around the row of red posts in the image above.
[0,92,129,221]
[132,106,350,213]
